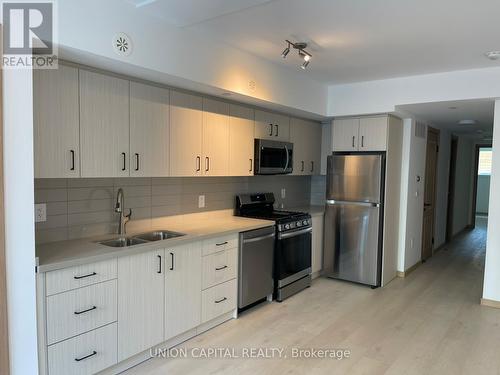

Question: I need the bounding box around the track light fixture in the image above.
[282,40,312,69]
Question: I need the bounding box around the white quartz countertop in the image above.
[36,214,274,273]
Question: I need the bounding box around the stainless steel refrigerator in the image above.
[323,152,385,287]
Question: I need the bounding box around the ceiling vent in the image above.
[113,32,132,57]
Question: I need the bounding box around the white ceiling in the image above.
[398,99,495,139]
[126,0,500,84]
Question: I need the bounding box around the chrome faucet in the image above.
[115,188,132,235]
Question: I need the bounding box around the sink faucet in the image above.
[115,188,132,235]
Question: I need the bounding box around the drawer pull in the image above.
[73,272,97,280]
[75,351,97,362]
[214,297,227,304]
[215,265,228,271]
[74,306,97,315]
[215,241,228,246]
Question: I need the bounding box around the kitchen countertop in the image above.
[36,214,274,273]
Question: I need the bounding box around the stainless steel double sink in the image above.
[98,230,185,248]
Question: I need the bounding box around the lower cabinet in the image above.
[311,214,324,276]
[164,242,202,340]
[201,279,237,323]
[117,248,165,361]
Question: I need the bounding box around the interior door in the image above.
[202,98,230,176]
[421,127,440,260]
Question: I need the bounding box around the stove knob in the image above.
[303,220,309,226]
[285,224,290,230]
[296,221,302,227]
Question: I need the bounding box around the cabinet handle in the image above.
[215,297,227,304]
[205,157,210,172]
[215,265,228,271]
[249,159,253,173]
[70,150,75,171]
[157,255,162,274]
[311,161,314,173]
[135,153,140,171]
[121,152,126,171]
[352,136,355,148]
[216,241,228,246]
[74,306,97,315]
[196,156,201,172]
[75,351,97,362]
[74,272,97,280]
[275,124,279,137]
[301,161,304,172]
[169,252,174,271]
[361,136,365,148]
[269,123,273,136]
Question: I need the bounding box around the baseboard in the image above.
[396,261,421,278]
[433,243,447,254]
[311,270,322,280]
[481,298,500,309]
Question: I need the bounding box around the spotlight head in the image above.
[281,46,290,58]
[301,60,310,69]
[303,54,311,62]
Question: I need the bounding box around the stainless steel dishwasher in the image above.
[238,225,275,310]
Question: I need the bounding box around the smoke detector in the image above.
[113,32,132,56]
[485,51,500,60]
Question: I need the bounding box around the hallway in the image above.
[124,217,500,375]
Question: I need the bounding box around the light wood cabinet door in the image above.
[79,70,130,177]
[255,110,290,141]
[309,122,323,175]
[164,242,202,340]
[311,215,324,275]
[130,82,170,177]
[290,118,322,175]
[34,65,80,178]
[117,249,165,361]
[229,104,254,176]
[170,91,203,176]
[202,98,230,176]
[359,117,388,151]
[332,118,359,152]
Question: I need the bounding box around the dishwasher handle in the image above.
[242,232,275,244]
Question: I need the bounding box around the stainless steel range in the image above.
[236,193,312,302]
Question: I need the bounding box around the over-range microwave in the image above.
[254,139,293,175]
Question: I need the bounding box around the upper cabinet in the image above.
[290,118,322,175]
[332,116,388,152]
[169,91,203,177]
[130,82,170,177]
[79,70,130,177]
[255,110,290,141]
[34,65,80,178]
[229,104,254,176]
[202,98,230,176]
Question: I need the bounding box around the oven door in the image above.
[275,227,312,288]
[255,139,293,175]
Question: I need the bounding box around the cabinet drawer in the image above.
[202,248,237,290]
[46,259,117,296]
[202,234,238,256]
[201,279,237,323]
[47,280,117,345]
[48,323,117,375]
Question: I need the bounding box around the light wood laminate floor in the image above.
[124,217,499,375]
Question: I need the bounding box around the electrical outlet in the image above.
[35,203,47,223]
[281,188,286,199]
[198,195,205,208]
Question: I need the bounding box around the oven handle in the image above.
[242,232,275,244]
[278,226,312,240]
[284,145,290,171]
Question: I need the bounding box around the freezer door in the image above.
[326,154,383,203]
[323,201,382,286]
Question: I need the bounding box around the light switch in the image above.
[35,203,47,222]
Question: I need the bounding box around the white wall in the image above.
[3,69,38,373]
[476,175,491,214]
[328,66,500,117]
[452,137,475,235]
[398,119,427,272]
[57,0,328,118]
[483,99,500,302]
[434,129,451,248]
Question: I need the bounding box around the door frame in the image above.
[446,136,458,242]
[471,143,492,228]
[421,126,440,260]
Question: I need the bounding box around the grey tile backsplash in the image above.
[35,175,313,244]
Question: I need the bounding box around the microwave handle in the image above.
[284,145,290,171]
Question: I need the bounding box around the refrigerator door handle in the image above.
[326,199,380,208]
